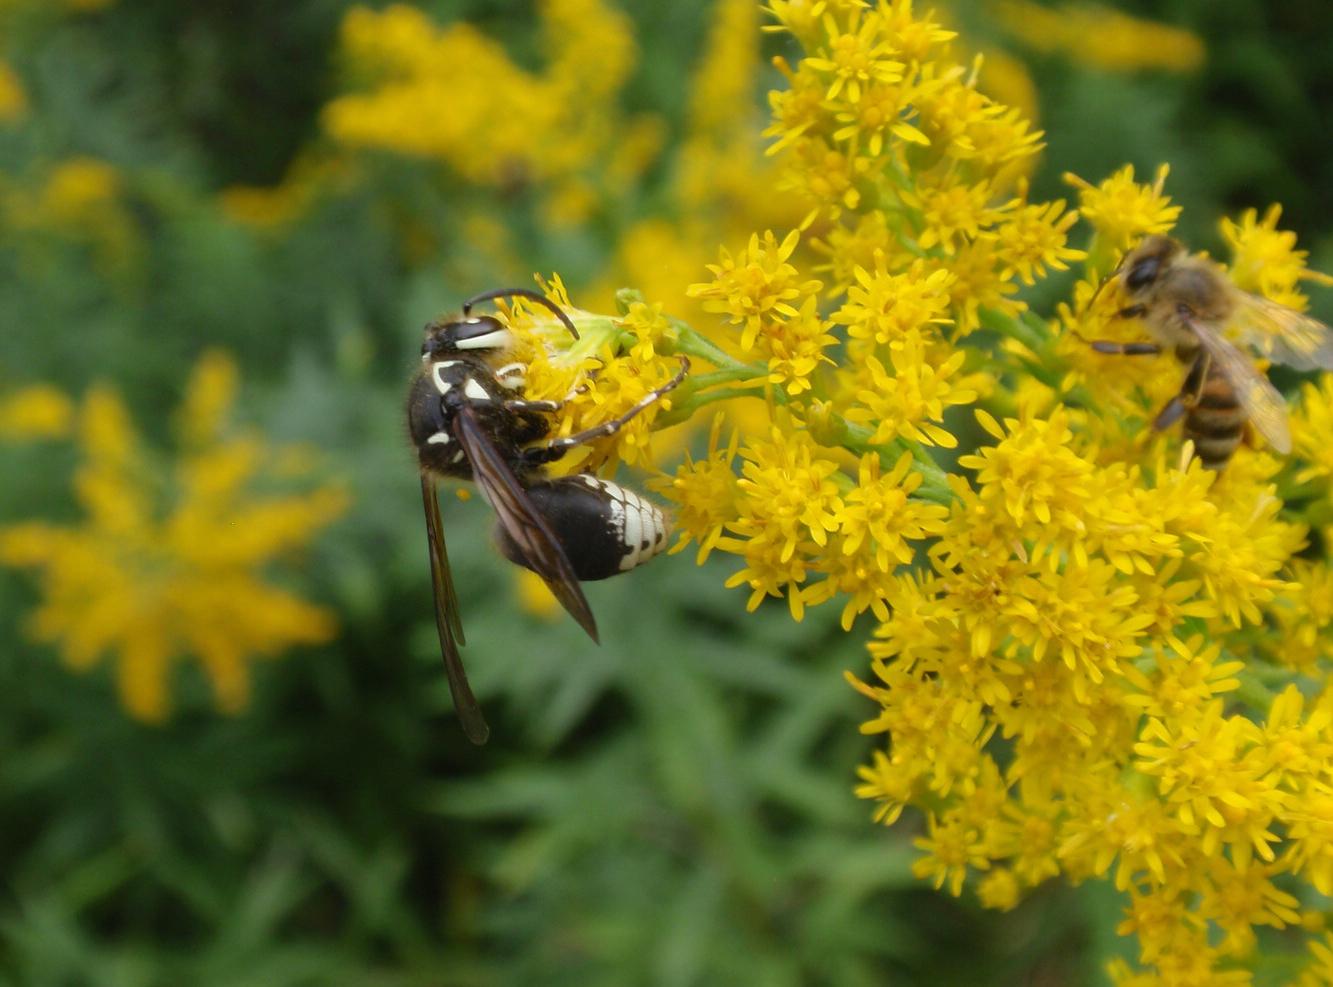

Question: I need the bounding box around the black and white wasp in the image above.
[408,288,689,744]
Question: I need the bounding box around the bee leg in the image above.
[1153,396,1188,431]
[520,356,690,468]
[1090,340,1162,356]
[1116,304,1147,320]
[1152,353,1209,431]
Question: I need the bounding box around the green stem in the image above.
[657,384,767,428]
[980,306,1048,353]
[898,441,952,505]
[672,320,761,374]
[812,414,954,506]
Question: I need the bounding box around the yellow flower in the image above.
[657,415,740,564]
[0,384,73,440]
[958,408,1094,527]
[324,1,642,225]
[1065,164,1181,253]
[1293,375,1333,487]
[1296,934,1333,987]
[0,354,347,721]
[913,809,992,896]
[687,230,822,351]
[992,1,1206,73]
[1122,635,1243,720]
[904,177,1006,254]
[515,569,562,621]
[0,60,26,122]
[503,278,686,472]
[732,423,844,561]
[837,452,946,571]
[1222,203,1333,310]
[994,197,1085,285]
[762,294,838,395]
[844,330,979,448]
[836,254,955,348]
[802,7,905,103]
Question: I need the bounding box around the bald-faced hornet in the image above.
[408,288,688,744]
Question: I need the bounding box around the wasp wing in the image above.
[1179,308,1292,454]
[1228,291,1333,371]
[452,406,600,643]
[421,475,489,745]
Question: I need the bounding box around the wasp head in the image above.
[420,315,514,360]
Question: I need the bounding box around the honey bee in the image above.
[1087,234,1333,469]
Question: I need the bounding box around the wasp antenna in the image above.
[461,287,580,341]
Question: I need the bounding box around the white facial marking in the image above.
[427,432,451,445]
[463,378,491,401]
[455,329,513,351]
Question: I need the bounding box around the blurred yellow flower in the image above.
[323,0,646,228]
[992,1,1205,73]
[0,353,348,721]
[515,569,562,621]
[0,60,25,122]
[0,384,73,440]
[4,156,138,274]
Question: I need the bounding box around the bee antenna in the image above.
[461,287,580,341]
[1082,254,1127,316]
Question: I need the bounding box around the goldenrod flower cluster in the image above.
[0,353,347,722]
[322,0,651,228]
[502,276,686,474]
[503,2,1333,981]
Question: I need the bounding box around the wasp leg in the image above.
[1153,353,1209,431]
[521,356,690,467]
[1089,340,1162,356]
[503,380,593,416]
[505,397,564,414]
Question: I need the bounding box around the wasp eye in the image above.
[1126,257,1160,292]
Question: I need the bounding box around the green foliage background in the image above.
[1,2,1329,984]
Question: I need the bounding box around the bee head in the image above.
[1121,235,1182,296]
[420,315,514,359]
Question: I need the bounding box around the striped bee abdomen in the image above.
[494,476,670,581]
[1185,367,1246,470]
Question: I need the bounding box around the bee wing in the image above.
[1228,291,1333,371]
[452,407,600,643]
[421,475,489,745]
[1180,308,1292,454]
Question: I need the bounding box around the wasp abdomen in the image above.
[495,476,669,581]
[1185,368,1246,469]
